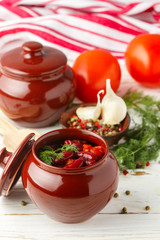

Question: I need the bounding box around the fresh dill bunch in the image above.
[111,90,160,171]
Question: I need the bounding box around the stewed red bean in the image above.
[54,151,75,164]
[77,151,98,161]
[64,157,84,168]
[39,139,105,168]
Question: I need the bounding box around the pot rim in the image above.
[32,128,109,174]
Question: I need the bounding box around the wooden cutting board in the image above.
[0,115,41,152]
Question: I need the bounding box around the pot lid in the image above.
[0,133,35,196]
[0,41,67,78]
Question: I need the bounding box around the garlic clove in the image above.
[101,79,127,124]
[76,90,104,120]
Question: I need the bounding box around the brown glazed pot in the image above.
[0,41,75,127]
[0,129,119,223]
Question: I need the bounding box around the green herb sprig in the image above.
[39,144,78,165]
[111,90,160,171]
[61,144,79,153]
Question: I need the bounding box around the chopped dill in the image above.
[39,143,79,165]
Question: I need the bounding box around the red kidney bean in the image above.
[63,157,84,168]
[73,143,83,151]
[85,159,96,166]
[72,140,81,144]
[54,151,75,165]
[77,151,98,162]
[64,139,83,151]
[64,140,73,145]
[63,151,75,159]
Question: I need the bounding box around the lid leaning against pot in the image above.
[0,41,67,79]
[0,133,35,196]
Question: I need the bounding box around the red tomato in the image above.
[73,49,121,103]
[90,146,105,158]
[125,34,160,88]
[83,144,93,152]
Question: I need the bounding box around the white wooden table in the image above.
[0,65,160,240]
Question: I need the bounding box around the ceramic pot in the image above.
[0,129,119,223]
[0,41,75,127]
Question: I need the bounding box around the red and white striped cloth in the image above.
[0,0,160,63]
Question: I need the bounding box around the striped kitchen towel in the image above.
[0,0,160,62]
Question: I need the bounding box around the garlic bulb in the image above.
[76,90,104,120]
[101,79,127,124]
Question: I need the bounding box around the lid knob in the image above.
[0,148,11,169]
[22,41,43,53]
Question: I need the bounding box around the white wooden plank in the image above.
[1,214,160,240]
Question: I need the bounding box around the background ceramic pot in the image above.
[0,129,119,223]
[0,41,75,127]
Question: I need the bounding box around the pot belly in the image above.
[0,67,75,127]
[22,152,119,223]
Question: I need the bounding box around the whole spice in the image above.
[123,170,128,175]
[21,201,27,206]
[114,192,119,198]
[102,79,127,124]
[125,190,130,195]
[76,79,127,125]
[145,206,150,211]
[121,207,127,214]
[111,91,160,171]
[67,117,122,137]
[146,161,150,167]
[76,90,104,120]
